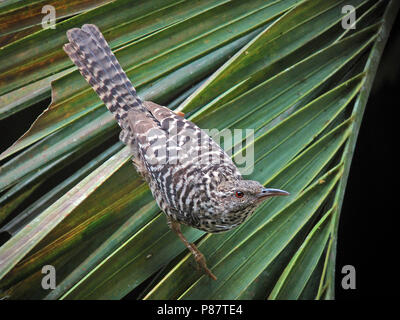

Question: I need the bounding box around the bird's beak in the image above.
[258,188,290,199]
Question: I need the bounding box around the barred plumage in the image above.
[64,24,289,280]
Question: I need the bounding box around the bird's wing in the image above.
[139,101,242,215]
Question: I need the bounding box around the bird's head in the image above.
[215,179,289,228]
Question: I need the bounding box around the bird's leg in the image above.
[167,219,217,280]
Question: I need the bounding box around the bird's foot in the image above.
[190,243,217,281]
[167,219,216,280]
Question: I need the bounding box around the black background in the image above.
[335,11,399,299]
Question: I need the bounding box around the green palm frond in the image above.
[0,0,397,300]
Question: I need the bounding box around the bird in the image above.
[63,24,289,280]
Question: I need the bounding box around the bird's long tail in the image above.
[63,24,146,130]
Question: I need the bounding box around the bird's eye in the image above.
[235,191,244,198]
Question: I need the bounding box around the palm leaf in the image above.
[0,0,397,300]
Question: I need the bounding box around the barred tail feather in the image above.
[63,24,146,130]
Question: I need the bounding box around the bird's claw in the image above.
[191,243,217,281]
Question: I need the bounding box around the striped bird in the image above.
[63,24,289,280]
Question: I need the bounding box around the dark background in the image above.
[335,12,399,299]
